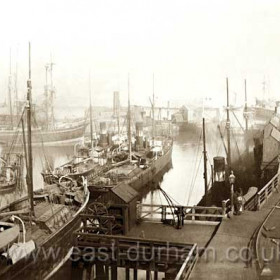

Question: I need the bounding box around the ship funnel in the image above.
[99,121,108,147]
[213,156,225,182]
[135,122,144,150]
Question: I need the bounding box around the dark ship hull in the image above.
[177,122,199,133]
[0,192,89,280]
[128,144,173,192]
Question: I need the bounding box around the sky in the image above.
[0,0,280,110]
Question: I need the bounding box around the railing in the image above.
[137,203,226,225]
[73,231,198,279]
[175,243,198,280]
[243,187,258,211]
[221,174,279,213]
[256,173,278,210]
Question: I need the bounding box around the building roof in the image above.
[111,183,139,203]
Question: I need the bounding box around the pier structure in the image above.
[189,172,280,280]
[72,232,198,280]
[73,169,280,279]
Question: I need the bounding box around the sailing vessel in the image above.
[0,55,86,147]
[0,44,89,280]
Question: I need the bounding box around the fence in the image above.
[137,203,226,226]
[256,173,279,210]
[222,174,279,212]
[73,231,198,279]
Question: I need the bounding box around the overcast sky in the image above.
[0,0,280,109]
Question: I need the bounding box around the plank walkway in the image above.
[189,190,280,280]
[256,199,280,278]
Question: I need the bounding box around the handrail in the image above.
[175,243,198,280]
[257,173,278,210]
[137,203,225,224]
[257,173,278,196]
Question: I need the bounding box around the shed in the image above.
[97,183,139,234]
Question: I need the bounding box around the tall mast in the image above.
[117,94,120,138]
[8,48,13,128]
[49,54,55,128]
[27,42,34,215]
[226,77,231,170]
[45,64,49,129]
[244,79,248,132]
[127,74,132,162]
[14,46,19,117]
[202,118,208,205]
[89,72,94,148]
[152,73,155,143]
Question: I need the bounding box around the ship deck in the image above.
[24,202,76,246]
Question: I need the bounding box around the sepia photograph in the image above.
[0,0,279,279]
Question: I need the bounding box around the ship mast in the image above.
[127,74,132,162]
[117,94,120,139]
[44,64,49,129]
[14,46,19,117]
[152,73,155,144]
[202,117,208,205]
[89,72,94,148]
[244,79,248,132]
[226,77,231,170]
[27,42,34,215]
[8,48,13,128]
[49,55,55,128]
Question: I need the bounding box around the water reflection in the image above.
[142,131,206,207]
[0,144,74,190]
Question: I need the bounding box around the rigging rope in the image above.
[31,114,53,172]
[8,107,27,155]
[183,128,202,204]
[186,153,203,206]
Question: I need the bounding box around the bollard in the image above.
[222,200,226,216]
[260,259,273,280]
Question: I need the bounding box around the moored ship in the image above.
[0,56,86,147]
[0,44,89,280]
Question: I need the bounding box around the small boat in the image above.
[0,153,23,195]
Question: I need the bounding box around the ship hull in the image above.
[176,122,199,134]
[0,192,89,280]
[128,145,173,192]
[0,123,85,147]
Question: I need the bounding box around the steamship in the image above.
[42,119,173,199]
[198,80,278,208]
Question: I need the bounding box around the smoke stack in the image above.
[135,122,144,149]
[99,121,108,147]
[213,156,225,182]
